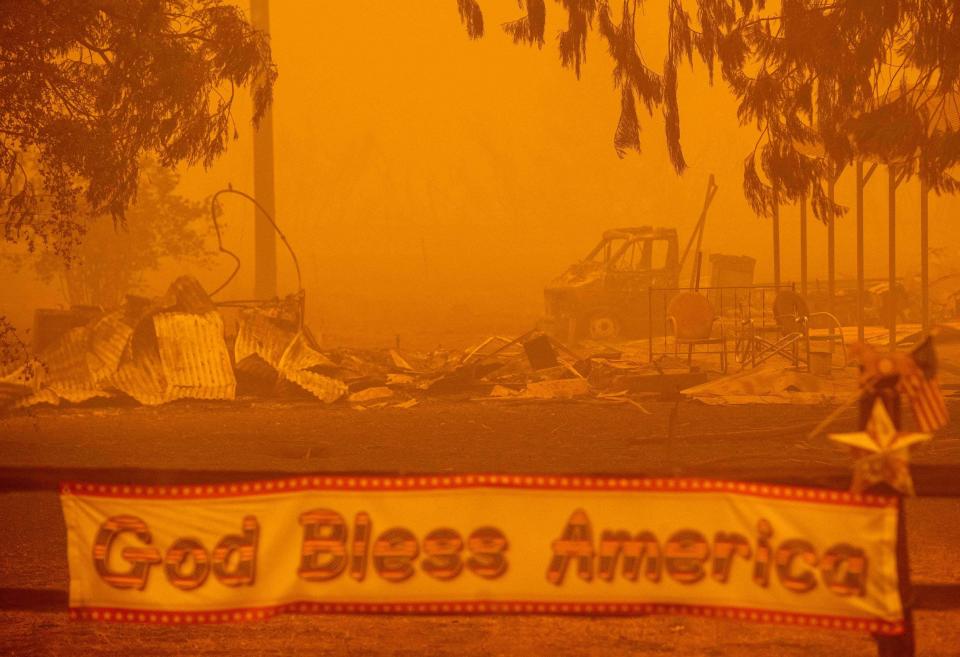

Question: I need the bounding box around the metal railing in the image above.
[647,284,796,364]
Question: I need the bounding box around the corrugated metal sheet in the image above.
[278,331,337,371]
[282,368,348,403]
[153,311,236,401]
[234,311,294,369]
[5,310,133,408]
[278,332,347,403]
[235,311,345,403]
[30,325,110,405]
[85,312,133,382]
[4,276,342,409]
[109,344,169,406]
[40,326,102,402]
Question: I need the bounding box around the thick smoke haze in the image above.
[3,1,957,347]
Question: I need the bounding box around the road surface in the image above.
[1,399,959,656]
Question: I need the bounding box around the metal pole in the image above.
[888,166,897,349]
[920,177,929,331]
[250,0,278,300]
[861,379,915,657]
[772,198,781,288]
[800,194,808,298]
[828,178,836,316]
[856,161,865,344]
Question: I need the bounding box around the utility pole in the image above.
[827,177,836,316]
[888,166,898,349]
[800,195,808,298]
[920,176,929,331]
[250,0,277,300]
[856,161,865,345]
[855,160,878,346]
[772,196,781,288]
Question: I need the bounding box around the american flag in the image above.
[898,336,949,432]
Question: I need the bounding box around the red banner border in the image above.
[60,474,897,509]
[67,600,904,635]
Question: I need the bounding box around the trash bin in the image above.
[808,350,832,376]
[709,254,756,289]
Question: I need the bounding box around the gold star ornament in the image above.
[828,399,932,495]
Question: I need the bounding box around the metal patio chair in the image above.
[759,291,847,370]
[667,291,728,373]
[734,316,802,368]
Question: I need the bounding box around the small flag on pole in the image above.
[898,336,949,432]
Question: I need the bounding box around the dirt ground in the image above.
[1,399,959,656]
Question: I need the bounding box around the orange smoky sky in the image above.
[4,1,959,346]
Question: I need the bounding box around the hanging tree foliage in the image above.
[0,0,277,258]
[14,158,211,309]
[457,0,960,221]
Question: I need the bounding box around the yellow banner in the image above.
[60,475,902,634]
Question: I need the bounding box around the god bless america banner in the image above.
[60,475,903,634]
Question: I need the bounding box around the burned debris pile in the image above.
[1,277,709,412]
[10,270,934,413]
[233,304,346,403]
[4,276,236,408]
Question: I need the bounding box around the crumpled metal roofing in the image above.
[109,342,169,406]
[154,311,236,402]
[2,310,132,408]
[83,312,134,384]
[4,276,240,408]
[109,310,237,405]
[2,276,349,410]
[235,310,345,403]
[234,312,295,369]
[276,331,346,403]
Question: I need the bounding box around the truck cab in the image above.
[544,227,680,340]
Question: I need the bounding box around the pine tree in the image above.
[458,0,960,222]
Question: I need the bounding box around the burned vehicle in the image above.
[543,227,682,340]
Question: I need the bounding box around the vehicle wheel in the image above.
[587,311,621,341]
